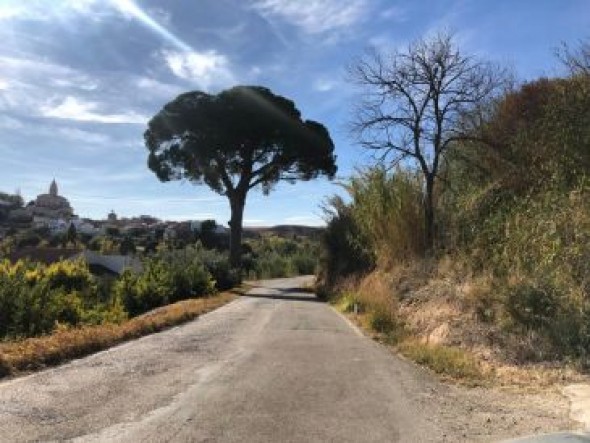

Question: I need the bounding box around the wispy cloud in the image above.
[251,0,370,34]
[0,0,108,23]
[162,49,235,90]
[136,77,183,99]
[313,78,340,92]
[379,5,408,22]
[41,96,148,124]
[56,127,111,144]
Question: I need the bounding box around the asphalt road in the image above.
[0,277,576,442]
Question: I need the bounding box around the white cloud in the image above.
[162,50,235,90]
[251,0,369,34]
[0,0,107,22]
[313,78,339,92]
[41,96,148,124]
[0,55,95,87]
[0,56,102,115]
[0,4,20,20]
[380,6,407,21]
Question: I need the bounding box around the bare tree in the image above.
[350,33,505,252]
[556,38,590,76]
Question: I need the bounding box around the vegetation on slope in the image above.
[319,39,590,381]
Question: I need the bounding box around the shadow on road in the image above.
[244,287,322,303]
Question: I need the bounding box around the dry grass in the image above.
[332,267,590,387]
[397,339,484,382]
[0,290,239,378]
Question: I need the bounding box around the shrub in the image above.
[197,247,240,290]
[317,196,374,290]
[115,261,174,317]
[0,259,123,338]
[505,281,559,331]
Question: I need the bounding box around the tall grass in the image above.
[347,167,426,267]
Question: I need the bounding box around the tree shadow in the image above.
[243,286,322,303]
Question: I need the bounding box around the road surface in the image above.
[0,277,575,442]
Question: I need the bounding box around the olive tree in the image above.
[145,85,337,268]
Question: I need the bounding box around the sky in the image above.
[0,0,588,226]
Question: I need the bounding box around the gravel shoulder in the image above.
[0,276,579,442]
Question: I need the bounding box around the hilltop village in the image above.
[0,180,232,267]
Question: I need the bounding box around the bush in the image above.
[116,246,220,317]
[197,247,240,290]
[317,196,374,290]
[246,236,320,280]
[115,261,174,317]
[0,259,122,338]
[505,281,559,331]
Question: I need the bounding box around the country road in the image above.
[0,277,575,442]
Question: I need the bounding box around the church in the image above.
[27,179,74,229]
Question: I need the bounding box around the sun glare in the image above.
[110,0,191,52]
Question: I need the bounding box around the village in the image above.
[0,179,230,274]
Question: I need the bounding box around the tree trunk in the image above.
[424,175,435,255]
[228,193,246,269]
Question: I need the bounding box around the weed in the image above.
[398,340,483,380]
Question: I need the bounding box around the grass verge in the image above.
[0,289,240,379]
[339,304,485,383]
[330,275,485,384]
[397,339,483,381]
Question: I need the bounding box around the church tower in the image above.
[49,179,58,196]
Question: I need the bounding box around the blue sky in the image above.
[0,0,588,226]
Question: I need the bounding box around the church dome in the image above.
[29,180,73,219]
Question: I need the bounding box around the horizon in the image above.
[0,0,589,225]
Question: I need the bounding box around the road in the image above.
[0,277,575,442]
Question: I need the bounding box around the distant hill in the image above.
[243,225,323,239]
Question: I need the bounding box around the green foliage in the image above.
[145,86,337,191]
[246,235,319,280]
[191,246,240,290]
[115,262,173,317]
[505,281,559,330]
[119,236,136,255]
[320,70,590,364]
[0,259,125,338]
[197,220,223,249]
[116,246,216,317]
[318,168,425,289]
[0,245,242,340]
[346,167,426,266]
[145,85,337,268]
[440,76,590,361]
[317,195,374,289]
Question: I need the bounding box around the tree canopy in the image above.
[145,85,337,267]
[145,85,336,195]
